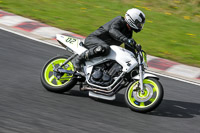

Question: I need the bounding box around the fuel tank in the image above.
[86,45,138,73]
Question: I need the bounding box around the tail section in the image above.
[56,34,87,55]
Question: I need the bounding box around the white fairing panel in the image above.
[133,73,158,80]
[56,34,87,55]
[86,45,137,73]
[56,34,137,73]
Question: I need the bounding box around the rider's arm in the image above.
[108,17,128,43]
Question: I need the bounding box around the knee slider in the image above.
[94,46,104,54]
[94,46,110,56]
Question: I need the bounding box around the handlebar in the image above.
[127,40,146,67]
[135,44,142,52]
[126,38,142,52]
[125,39,143,57]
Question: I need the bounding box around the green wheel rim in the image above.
[44,58,74,87]
[127,79,160,108]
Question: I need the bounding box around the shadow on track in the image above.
[64,90,200,118]
[149,99,200,118]
[64,90,89,98]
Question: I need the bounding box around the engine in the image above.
[89,61,122,86]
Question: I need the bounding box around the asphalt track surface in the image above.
[0,29,200,133]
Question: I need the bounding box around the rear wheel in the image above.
[40,55,77,93]
[125,78,164,113]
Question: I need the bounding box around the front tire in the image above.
[40,55,77,93]
[125,78,164,113]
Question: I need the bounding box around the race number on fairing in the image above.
[66,37,77,44]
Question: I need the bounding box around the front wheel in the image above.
[40,55,77,93]
[125,78,164,113]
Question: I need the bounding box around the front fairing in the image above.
[108,45,138,73]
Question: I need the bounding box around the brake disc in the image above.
[132,84,154,102]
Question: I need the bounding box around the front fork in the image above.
[138,53,145,94]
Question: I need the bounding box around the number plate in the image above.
[65,37,78,46]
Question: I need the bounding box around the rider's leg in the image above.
[74,44,110,71]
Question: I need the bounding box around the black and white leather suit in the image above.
[83,16,133,58]
[75,16,134,71]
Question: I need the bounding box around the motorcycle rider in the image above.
[74,8,145,71]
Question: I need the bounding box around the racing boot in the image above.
[74,50,90,72]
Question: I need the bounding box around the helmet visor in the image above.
[136,22,144,29]
[134,19,145,29]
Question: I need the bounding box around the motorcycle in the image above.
[40,34,164,113]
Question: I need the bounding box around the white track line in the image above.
[146,70,200,86]
[0,26,200,86]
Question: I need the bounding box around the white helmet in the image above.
[125,8,145,32]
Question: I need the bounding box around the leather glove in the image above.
[124,38,137,54]
[125,38,136,46]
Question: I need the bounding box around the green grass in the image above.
[0,0,200,67]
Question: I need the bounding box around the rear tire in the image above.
[125,78,164,113]
[40,55,77,93]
